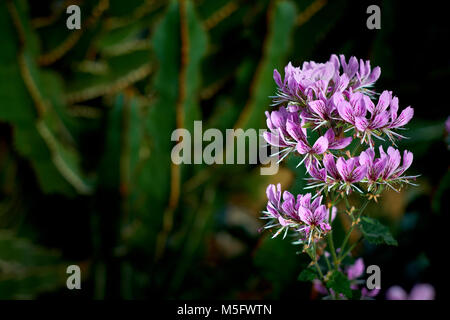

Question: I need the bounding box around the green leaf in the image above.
[98,94,124,189]
[0,1,91,196]
[298,267,318,282]
[326,270,352,299]
[360,217,398,246]
[236,0,297,131]
[0,231,69,299]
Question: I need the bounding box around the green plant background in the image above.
[0,0,448,299]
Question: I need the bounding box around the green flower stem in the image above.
[344,196,351,210]
[327,231,339,269]
[313,259,324,279]
[339,237,361,260]
[323,251,332,271]
[327,192,340,269]
[308,243,334,298]
[338,198,370,261]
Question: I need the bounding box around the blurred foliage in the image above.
[0,0,448,299]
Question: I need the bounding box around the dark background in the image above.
[0,0,448,299]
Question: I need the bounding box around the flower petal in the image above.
[324,154,341,180]
[336,157,350,180]
[299,193,311,208]
[383,147,401,179]
[329,136,352,150]
[281,191,298,220]
[359,148,375,167]
[394,150,413,177]
[296,140,311,154]
[313,205,327,224]
[386,286,408,300]
[409,284,435,300]
[372,157,387,180]
[263,131,287,147]
[310,195,323,212]
[368,66,381,84]
[346,258,365,280]
[350,164,367,182]
[389,106,414,128]
[354,116,369,132]
[286,119,305,142]
[311,136,329,154]
[273,69,283,88]
[368,111,390,129]
[375,90,392,114]
[337,100,355,124]
[308,100,327,119]
[298,206,313,225]
[307,161,327,181]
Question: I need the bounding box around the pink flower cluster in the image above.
[262,183,336,242]
[262,55,417,241]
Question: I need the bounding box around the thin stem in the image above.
[338,199,370,260]
[327,232,339,269]
[313,259,325,280]
[326,191,340,269]
[323,252,332,271]
[339,238,361,260]
[344,196,351,210]
[308,243,334,298]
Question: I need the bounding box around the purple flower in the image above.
[377,146,415,189]
[386,284,435,300]
[336,157,367,189]
[323,153,342,182]
[305,98,334,128]
[305,157,327,184]
[272,58,338,106]
[284,118,330,168]
[336,54,381,90]
[262,186,334,241]
[336,91,371,127]
[359,148,388,190]
[281,190,302,221]
[296,135,329,157]
[263,107,299,147]
[336,90,414,147]
[315,154,368,193]
[346,258,364,280]
[386,95,414,130]
[265,183,282,219]
[263,107,301,162]
[357,146,415,191]
[297,194,331,242]
[346,258,380,298]
[262,184,294,238]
